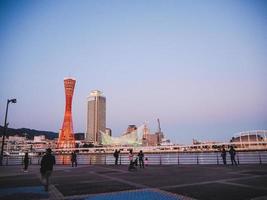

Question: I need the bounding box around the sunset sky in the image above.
[0,0,267,144]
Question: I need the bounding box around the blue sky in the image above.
[0,0,267,144]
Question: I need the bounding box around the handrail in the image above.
[1,150,266,166]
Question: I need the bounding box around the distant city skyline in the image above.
[0,0,267,144]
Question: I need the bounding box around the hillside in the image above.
[0,126,58,140]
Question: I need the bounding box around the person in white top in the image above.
[128,149,136,171]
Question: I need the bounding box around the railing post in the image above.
[216,152,219,165]
[177,153,179,165]
[259,152,262,165]
[237,153,240,165]
[197,153,199,164]
[120,154,122,165]
[89,156,91,165]
[62,156,65,165]
[160,153,162,165]
[105,154,107,165]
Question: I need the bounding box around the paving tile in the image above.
[164,182,267,200]
[0,186,48,200]
[229,176,267,189]
[69,189,182,200]
[55,180,139,196]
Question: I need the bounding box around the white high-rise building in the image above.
[86,90,106,144]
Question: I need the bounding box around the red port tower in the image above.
[57,77,76,148]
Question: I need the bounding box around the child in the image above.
[144,157,148,167]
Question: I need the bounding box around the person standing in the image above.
[229,146,238,166]
[221,147,227,165]
[144,157,148,167]
[128,149,135,171]
[138,150,144,168]
[113,149,120,165]
[23,152,29,172]
[40,148,56,191]
[71,151,77,167]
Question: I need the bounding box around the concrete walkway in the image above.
[0,164,267,200]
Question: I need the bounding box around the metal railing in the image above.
[1,150,267,166]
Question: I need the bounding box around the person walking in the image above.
[23,152,29,172]
[221,147,227,165]
[229,146,238,166]
[113,149,120,165]
[40,148,56,191]
[71,151,77,167]
[138,150,144,168]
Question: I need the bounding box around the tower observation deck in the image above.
[57,78,76,148]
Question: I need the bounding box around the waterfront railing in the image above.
[2,150,267,166]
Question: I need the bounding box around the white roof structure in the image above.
[64,77,76,80]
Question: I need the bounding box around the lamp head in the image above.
[9,99,17,104]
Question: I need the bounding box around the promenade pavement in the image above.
[0,164,267,200]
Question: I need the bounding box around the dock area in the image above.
[1,164,267,200]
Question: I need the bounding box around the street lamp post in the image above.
[0,98,16,166]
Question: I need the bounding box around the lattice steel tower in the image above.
[57,78,76,148]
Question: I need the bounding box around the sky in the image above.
[0,0,267,144]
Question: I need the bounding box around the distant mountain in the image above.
[0,126,58,140]
[0,126,85,140]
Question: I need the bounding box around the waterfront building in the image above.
[101,124,144,146]
[8,135,27,143]
[57,78,76,148]
[86,90,106,144]
[230,130,267,143]
[101,122,167,147]
[105,128,112,136]
[33,135,46,143]
[230,130,267,149]
[124,125,137,135]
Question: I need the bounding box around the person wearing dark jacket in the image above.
[138,150,144,168]
[221,147,227,165]
[113,149,120,165]
[23,152,29,172]
[40,148,56,191]
[229,146,238,166]
[71,151,77,167]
